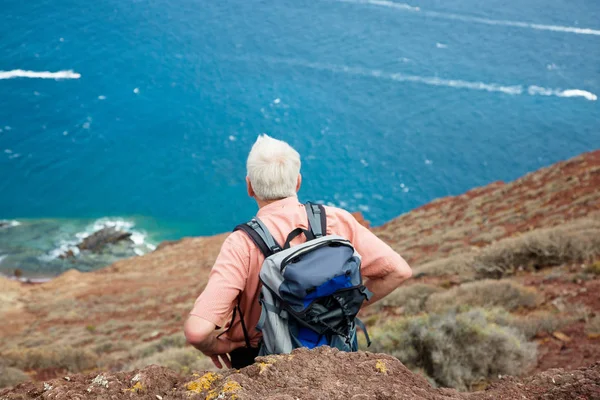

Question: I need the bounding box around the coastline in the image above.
[1,149,598,283]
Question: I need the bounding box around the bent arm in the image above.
[184,315,245,355]
[363,256,412,305]
[184,233,250,355]
[341,210,412,305]
[184,315,217,352]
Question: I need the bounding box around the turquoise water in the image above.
[1,0,599,276]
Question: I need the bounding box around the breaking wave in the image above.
[0,70,81,80]
[0,220,21,228]
[40,217,156,261]
[335,0,600,36]
[265,57,597,100]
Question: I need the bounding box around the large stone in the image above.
[76,227,133,253]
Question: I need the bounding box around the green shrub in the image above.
[475,219,600,278]
[369,308,537,391]
[425,280,542,312]
[0,364,30,389]
[2,346,98,372]
[375,283,443,314]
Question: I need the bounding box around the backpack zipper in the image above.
[279,238,353,272]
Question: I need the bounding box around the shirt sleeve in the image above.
[189,232,250,328]
[338,209,404,280]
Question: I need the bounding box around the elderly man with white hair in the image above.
[184,135,412,369]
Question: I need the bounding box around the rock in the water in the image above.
[58,249,75,259]
[77,227,133,253]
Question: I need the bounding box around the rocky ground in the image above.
[0,150,599,397]
[2,347,599,400]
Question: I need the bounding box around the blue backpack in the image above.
[234,202,372,355]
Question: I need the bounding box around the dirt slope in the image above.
[374,150,600,265]
[2,347,598,400]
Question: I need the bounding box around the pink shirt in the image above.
[189,196,404,346]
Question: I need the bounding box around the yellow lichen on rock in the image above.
[375,360,388,374]
[186,372,221,394]
[123,382,144,393]
[206,380,242,400]
[257,362,272,374]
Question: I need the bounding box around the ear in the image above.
[296,174,302,193]
[246,177,255,198]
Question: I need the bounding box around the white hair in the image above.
[246,134,301,200]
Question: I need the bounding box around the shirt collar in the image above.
[257,196,300,217]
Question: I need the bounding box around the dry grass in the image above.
[585,315,600,336]
[414,253,477,277]
[0,364,30,389]
[2,346,98,372]
[413,217,600,279]
[373,283,443,315]
[369,308,537,391]
[585,260,600,275]
[425,280,542,313]
[125,347,214,375]
[132,332,188,358]
[509,311,576,339]
[475,218,600,278]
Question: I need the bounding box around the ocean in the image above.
[1,0,599,277]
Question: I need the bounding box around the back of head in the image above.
[246,135,301,201]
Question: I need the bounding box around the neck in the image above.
[256,198,282,209]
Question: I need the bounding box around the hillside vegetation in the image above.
[1,150,599,394]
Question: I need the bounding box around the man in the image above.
[184,134,412,369]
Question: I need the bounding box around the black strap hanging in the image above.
[217,296,252,348]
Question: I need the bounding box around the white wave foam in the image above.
[558,89,598,101]
[0,220,21,228]
[436,42,448,48]
[528,86,597,100]
[337,0,419,12]
[265,57,596,100]
[336,0,600,36]
[0,255,6,264]
[41,218,155,261]
[0,70,81,80]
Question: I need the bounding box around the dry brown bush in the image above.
[475,218,600,278]
[2,346,98,372]
[374,283,443,314]
[425,280,542,312]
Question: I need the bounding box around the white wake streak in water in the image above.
[0,70,81,80]
[336,0,600,36]
[267,58,597,100]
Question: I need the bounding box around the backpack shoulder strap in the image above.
[234,217,282,258]
[304,202,327,238]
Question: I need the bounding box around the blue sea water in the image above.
[1,0,599,276]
